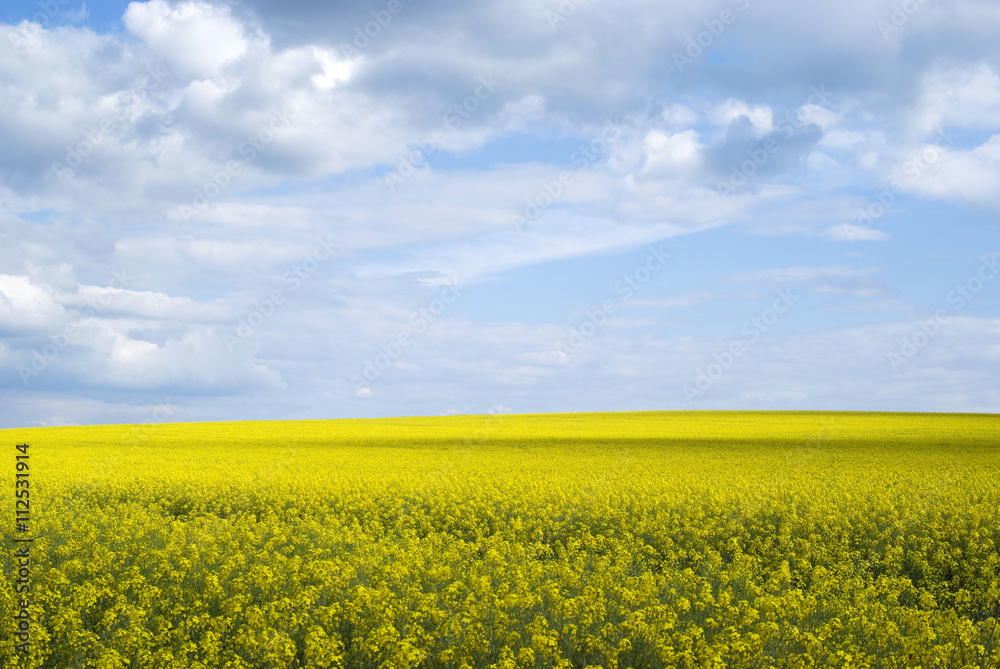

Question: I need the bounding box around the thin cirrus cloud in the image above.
[0,0,999,426]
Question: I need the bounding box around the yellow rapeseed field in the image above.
[2,411,999,668]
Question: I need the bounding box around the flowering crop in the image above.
[2,411,999,668]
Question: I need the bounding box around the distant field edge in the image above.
[2,409,997,449]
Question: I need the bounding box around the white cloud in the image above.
[112,237,318,276]
[1,273,283,393]
[910,63,1000,138]
[824,223,890,242]
[68,286,233,323]
[901,134,1000,209]
[0,274,68,333]
[709,100,774,136]
[123,0,249,79]
[733,265,880,283]
[797,103,841,132]
[310,46,354,90]
[89,324,285,391]
[352,219,683,285]
[661,104,698,128]
[641,129,703,176]
[0,6,403,220]
[733,265,887,296]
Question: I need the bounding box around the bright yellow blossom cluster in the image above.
[1,411,999,668]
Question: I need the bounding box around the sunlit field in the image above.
[2,411,999,668]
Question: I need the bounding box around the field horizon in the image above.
[4,410,1000,667]
[6,408,999,445]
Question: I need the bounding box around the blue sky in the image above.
[1,0,998,427]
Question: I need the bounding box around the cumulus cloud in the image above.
[0,274,69,334]
[909,63,1000,138]
[709,100,774,136]
[705,114,824,188]
[124,0,250,79]
[641,130,703,177]
[899,134,1000,209]
[1,273,280,394]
